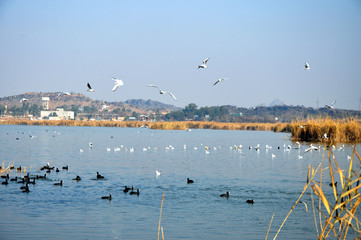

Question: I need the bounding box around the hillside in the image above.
[0,92,177,118]
[0,92,360,122]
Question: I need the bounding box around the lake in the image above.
[0,125,359,240]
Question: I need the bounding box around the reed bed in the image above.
[284,117,361,143]
[270,146,361,240]
[1,118,360,143]
[0,119,284,131]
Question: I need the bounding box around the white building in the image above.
[42,97,50,110]
[41,108,74,120]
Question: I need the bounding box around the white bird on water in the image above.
[305,144,318,153]
[56,92,71,99]
[87,83,95,92]
[304,62,310,70]
[111,77,124,92]
[325,100,336,109]
[197,57,210,69]
[214,78,227,86]
[155,170,162,176]
[147,84,177,101]
[20,98,28,103]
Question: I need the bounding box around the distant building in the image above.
[41,108,74,120]
[42,97,50,110]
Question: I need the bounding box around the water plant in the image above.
[1,117,360,142]
[269,146,361,239]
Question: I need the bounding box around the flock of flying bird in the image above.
[83,57,225,102]
[17,59,336,109]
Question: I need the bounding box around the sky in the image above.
[0,0,360,110]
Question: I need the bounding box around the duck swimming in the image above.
[101,193,112,200]
[96,172,104,179]
[129,189,140,196]
[187,178,194,184]
[220,191,230,198]
[123,186,133,193]
[1,179,8,185]
[246,199,254,204]
[72,176,81,181]
[54,180,63,186]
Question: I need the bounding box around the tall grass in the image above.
[271,146,361,240]
[289,117,361,143]
[1,117,360,142]
[0,119,284,131]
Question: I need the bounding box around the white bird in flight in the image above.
[101,104,109,111]
[56,92,71,99]
[111,77,124,92]
[197,57,210,69]
[214,78,227,86]
[147,84,177,101]
[20,98,28,103]
[87,83,95,92]
[304,62,310,70]
[325,100,336,109]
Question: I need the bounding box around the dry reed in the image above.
[158,193,165,240]
[1,117,360,143]
[271,146,361,239]
[289,117,361,143]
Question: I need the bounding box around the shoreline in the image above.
[1,118,360,143]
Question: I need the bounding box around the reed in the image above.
[1,118,360,143]
[158,193,165,240]
[271,146,361,240]
[0,119,285,131]
[289,117,361,143]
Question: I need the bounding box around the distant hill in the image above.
[124,99,180,111]
[1,92,360,122]
[0,92,178,117]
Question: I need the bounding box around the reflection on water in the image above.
[0,125,359,240]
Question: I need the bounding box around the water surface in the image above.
[0,125,359,239]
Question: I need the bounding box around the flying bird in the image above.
[304,62,310,70]
[20,98,28,103]
[147,84,177,101]
[101,104,109,111]
[56,92,71,99]
[214,78,227,86]
[197,57,210,69]
[325,101,336,109]
[87,83,95,92]
[111,77,124,92]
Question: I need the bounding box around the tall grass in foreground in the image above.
[269,146,361,240]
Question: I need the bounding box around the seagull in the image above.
[101,104,109,111]
[325,100,336,109]
[197,57,210,69]
[87,82,95,92]
[155,170,162,176]
[304,62,310,70]
[20,98,28,103]
[56,92,71,99]
[322,133,328,140]
[214,78,227,86]
[305,144,318,153]
[111,77,124,92]
[147,84,177,101]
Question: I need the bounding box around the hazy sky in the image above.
[1,1,360,110]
